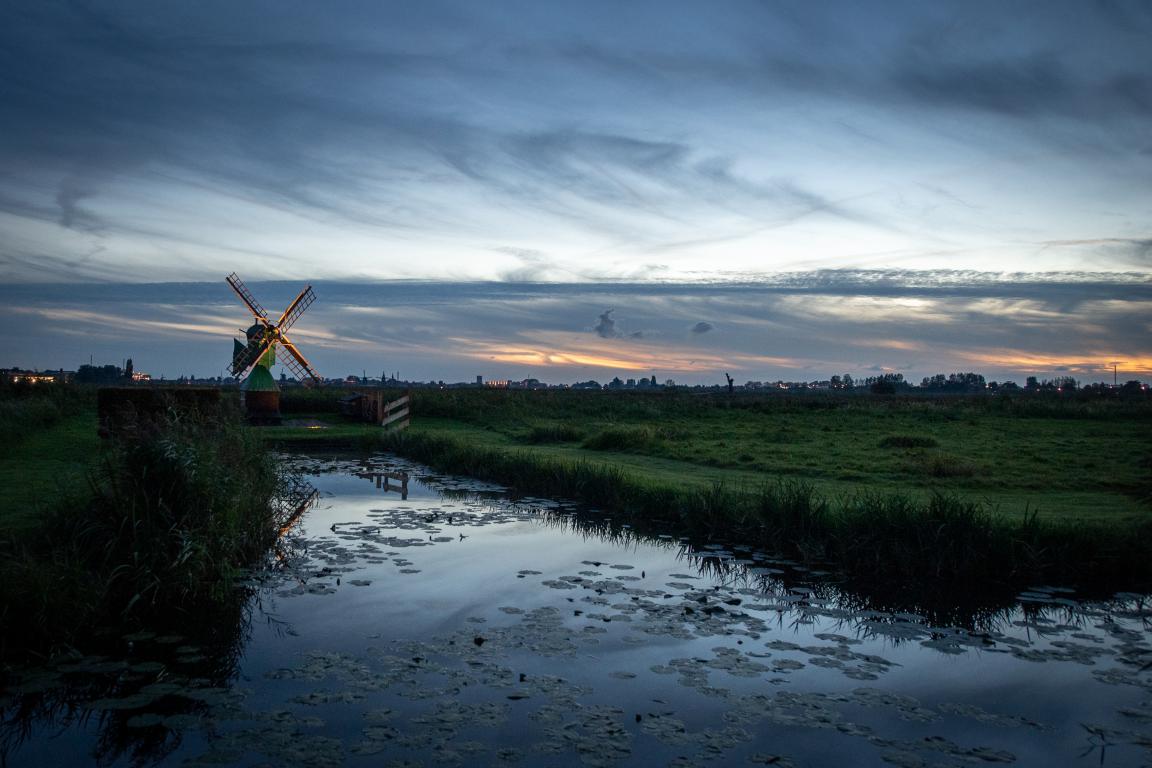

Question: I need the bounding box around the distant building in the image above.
[3,367,74,384]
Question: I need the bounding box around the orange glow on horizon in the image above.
[961,350,1152,375]
[446,332,805,373]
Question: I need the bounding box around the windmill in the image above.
[226,273,322,423]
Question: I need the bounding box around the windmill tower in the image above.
[226,273,322,424]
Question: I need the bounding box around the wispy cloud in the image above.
[5,3,1147,283]
[3,275,1146,382]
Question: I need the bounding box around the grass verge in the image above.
[405,388,1152,523]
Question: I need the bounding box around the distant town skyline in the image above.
[1,3,1149,382]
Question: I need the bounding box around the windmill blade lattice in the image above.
[277,286,315,332]
[226,272,269,320]
[278,337,321,384]
[230,334,274,376]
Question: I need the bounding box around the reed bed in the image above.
[380,429,1152,593]
[0,405,288,658]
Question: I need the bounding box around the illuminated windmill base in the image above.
[238,334,283,425]
[242,366,282,424]
[226,273,322,425]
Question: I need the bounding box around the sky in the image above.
[1,1,1149,384]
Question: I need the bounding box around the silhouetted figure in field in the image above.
[725,373,734,394]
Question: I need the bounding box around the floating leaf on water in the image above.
[87,692,159,710]
[162,713,207,732]
[126,713,165,728]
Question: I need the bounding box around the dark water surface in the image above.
[4,454,1151,767]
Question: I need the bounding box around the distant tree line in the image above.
[74,363,125,385]
[920,372,985,392]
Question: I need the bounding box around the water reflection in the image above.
[1,475,321,768]
[1,593,253,766]
[530,498,1149,638]
[3,453,1151,767]
[353,470,409,499]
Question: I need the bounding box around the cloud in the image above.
[497,128,890,236]
[691,321,713,334]
[593,308,618,339]
[55,178,102,231]
[892,53,1072,117]
[2,274,1150,381]
[1038,238,1152,268]
[1,2,1150,288]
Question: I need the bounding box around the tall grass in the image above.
[582,425,663,452]
[378,429,1152,593]
[410,387,1152,426]
[524,423,586,444]
[0,404,288,658]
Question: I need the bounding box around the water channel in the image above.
[3,453,1152,767]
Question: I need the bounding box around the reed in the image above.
[378,429,1152,592]
[0,404,288,658]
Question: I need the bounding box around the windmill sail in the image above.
[231,336,273,376]
[277,286,315,332]
[226,272,268,320]
[278,337,321,384]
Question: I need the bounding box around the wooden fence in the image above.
[340,389,410,430]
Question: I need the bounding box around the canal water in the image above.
[3,454,1151,767]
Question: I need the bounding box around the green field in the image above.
[3,387,1147,532]
[342,389,1150,525]
[0,391,100,535]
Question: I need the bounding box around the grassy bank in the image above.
[371,428,1152,592]
[0,391,290,659]
[406,389,1152,523]
[269,387,1152,592]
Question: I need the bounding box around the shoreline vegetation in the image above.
[1,383,1149,658]
[0,385,289,660]
[270,387,1152,596]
